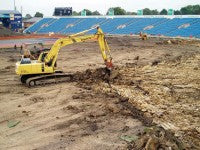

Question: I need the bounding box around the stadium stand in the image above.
[26,18,52,33]
[98,18,134,33]
[165,19,200,37]
[113,18,166,34]
[62,18,105,34]
[38,18,77,33]
[24,16,200,38]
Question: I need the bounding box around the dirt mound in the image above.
[0,25,21,37]
[133,126,185,150]
[72,67,121,84]
[156,39,200,45]
[130,126,185,150]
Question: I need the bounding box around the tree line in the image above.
[24,4,200,19]
[73,5,200,16]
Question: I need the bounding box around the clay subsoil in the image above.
[0,36,200,150]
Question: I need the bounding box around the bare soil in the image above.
[0,25,21,37]
[0,36,200,150]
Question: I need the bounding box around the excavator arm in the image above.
[41,27,112,69]
[96,27,112,69]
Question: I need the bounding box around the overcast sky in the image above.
[0,0,199,16]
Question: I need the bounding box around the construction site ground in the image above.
[0,36,200,150]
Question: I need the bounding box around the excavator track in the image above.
[25,73,74,87]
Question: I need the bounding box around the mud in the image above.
[0,36,200,149]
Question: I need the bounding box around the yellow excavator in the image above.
[15,27,113,86]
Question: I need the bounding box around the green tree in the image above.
[25,14,32,19]
[180,5,200,15]
[174,10,181,15]
[193,5,200,14]
[72,11,80,16]
[107,7,126,15]
[34,12,43,18]
[143,8,152,15]
[126,11,137,15]
[160,9,167,15]
[92,11,101,15]
[84,9,92,15]
[151,9,159,15]
[181,5,193,14]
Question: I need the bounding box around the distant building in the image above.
[23,17,41,29]
[53,7,72,16]
[0,10,22,31]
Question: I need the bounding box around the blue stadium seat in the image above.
[25,17,200,38]
[24,18,52,33]
[37,18,78,34]
[165,18,200,37]
[99,18,134,33]
[113,18,166,34]
[62,18,106,34]
[146,18,196,36]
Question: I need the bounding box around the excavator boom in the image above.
[43,27,112,68]
[42,34,96,67]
